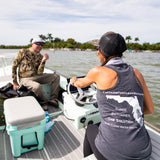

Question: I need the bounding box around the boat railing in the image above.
[0,56,14,77]
[144,120,160,133]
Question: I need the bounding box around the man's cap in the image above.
[32,37,45,44]
[99,32,127,57]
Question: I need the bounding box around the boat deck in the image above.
[0,65,89,160]
[1,105,160,160]
[0,105,87,160]
[0,64,160,160]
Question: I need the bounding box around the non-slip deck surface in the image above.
[1,105,160,160]
[0,106,86,160]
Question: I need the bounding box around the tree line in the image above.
[0,33,160,51]
[125,36,160,51]
[0,33,96,50]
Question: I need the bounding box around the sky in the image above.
[0,0,160,45]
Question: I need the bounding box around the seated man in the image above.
[12,37,60,110]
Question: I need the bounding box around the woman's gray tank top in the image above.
[95,57,152,160]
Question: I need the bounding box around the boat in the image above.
[49,48,55,51]
[0,54,160,160]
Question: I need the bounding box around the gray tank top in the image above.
[95,57,152,160]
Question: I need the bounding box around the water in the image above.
[0,49,160,128]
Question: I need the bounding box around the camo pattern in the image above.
[12,48,45,83]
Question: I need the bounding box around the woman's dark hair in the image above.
[98,32,127,65]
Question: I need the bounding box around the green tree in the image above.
[65,38,77,48]
[54,42,65,48]
[47,33,53,42]
[142,42,150,50]
[80,43,96,50]
[125,36,132,43]
[39,34,47,41]
[153,43,160,50]
[75,42,82,49]
[54,37,62,43]
[131,43,143,50]
[30,38,33,43]
[134,37,139,42]
[43,41,53,48]
[0,45,5,48]
[66,38,77,45]
[65,43,74,48]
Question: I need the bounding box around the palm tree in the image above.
[39,34,47,41]
[30,38,33,43]
[54,37,62,43]
[47,33,53,42]
[134,37,139,43]
[125,36,132,43]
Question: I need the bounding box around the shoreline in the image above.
[0,49,159,57]
[0,52,17,56]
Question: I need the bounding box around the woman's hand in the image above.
[70,77,78,86]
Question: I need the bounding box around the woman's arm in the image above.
[70,66,117,89]
[70,67,98,88]
[134,68,154,115]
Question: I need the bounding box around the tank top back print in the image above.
[95,57,152,160]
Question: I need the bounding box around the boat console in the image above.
[58,76,101,129]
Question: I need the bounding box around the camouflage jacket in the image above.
[12,48,45,83]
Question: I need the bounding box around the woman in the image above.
[70,32,154,160]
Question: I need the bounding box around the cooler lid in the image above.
[4,96,45,126]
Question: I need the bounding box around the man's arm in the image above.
[12,49,24,90]
[37,53,49,74]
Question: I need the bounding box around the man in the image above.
[12,37,60,110]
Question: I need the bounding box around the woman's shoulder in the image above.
[89,66,117,80]
[91,65,113,71]
[89,66,117,75]
[89,66,118,89]
[94,65,117,73]
[133,68,145,86]
[133,68,143,78]
[89,66,106,74]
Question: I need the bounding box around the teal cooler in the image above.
[4,96,46,157]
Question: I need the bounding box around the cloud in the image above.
[0,0,160,45]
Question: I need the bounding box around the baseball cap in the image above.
[32,37,45,44]
[99,32,127,57]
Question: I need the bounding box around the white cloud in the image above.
[0,0,160,45]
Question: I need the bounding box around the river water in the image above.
[0,49,160,128]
